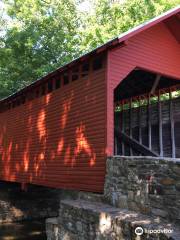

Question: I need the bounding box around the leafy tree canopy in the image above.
[0,0,179,99]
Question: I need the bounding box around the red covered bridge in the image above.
[0,7,180,193]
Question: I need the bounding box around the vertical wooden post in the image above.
[114,103,117,155]
[139,97,142,144]
[121,100,125,155]
[114,135,117,155]
[21,182,28,192]
[169,89,176,158]
[129,98,133,156]
[148,94,152,150]
[158,91,163,157]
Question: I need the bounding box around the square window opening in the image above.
[63,73,69,85]
[48,80,53,93]
[81,62,89,78]
[93,56,103,71]
[72,67,79,81]
[55,78,61,89]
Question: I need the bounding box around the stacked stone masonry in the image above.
[46,156,180,240]
[104,157,180,224]
[46,199,180,240]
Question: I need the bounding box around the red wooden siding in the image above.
[0,56,107,193]
[107,22,180,155]
[0,9,179,193]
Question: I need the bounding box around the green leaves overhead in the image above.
[0,0,179,99]
[0,0,81,97]
[79,0,179,51]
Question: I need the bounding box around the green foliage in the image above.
[80,0,179,51]
[0,0,179,99]
[0,0,81,97]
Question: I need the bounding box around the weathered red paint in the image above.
[0,63,107,192]
[0,8,179,192]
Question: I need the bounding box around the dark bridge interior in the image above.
[114,69,180,158]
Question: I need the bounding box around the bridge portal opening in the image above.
[114,69,180,158]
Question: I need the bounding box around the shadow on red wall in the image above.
[0,68,106,192]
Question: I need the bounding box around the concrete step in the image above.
[58,190,104,204]
[78,191,104,203]
[46,199,180,240]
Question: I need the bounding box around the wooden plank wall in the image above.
[115,93,180,158]
[0,54,107,193]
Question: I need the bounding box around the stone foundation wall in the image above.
[104,156,180,224]
[46,199,180,240]
[46,156,180,239]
